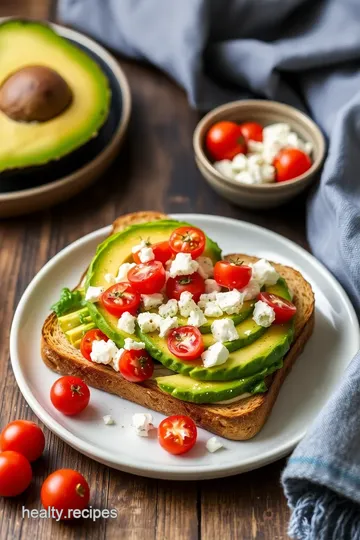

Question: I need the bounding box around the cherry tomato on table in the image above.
[158,415,197,455]
[0,451,32,497]
[166,272,205,302]
[41,469,90,520]
[273,148,312,182]
[133,241,172,266]
[169,226,206,259]
[119,349,154,382]
[0,420,45,462]
[167,326,204,360]
[80,328,108,361]
[205,121,247,161]
[128,261,166,294]
[239,122,263,143]
[101,282,140,317]
[214,259,252,290]
[258,292,297,324]
[50,376,90,416]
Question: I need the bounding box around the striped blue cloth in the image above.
[59,1,360,537]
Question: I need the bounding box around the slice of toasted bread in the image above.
[41,212,314,440]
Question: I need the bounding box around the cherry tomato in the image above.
[167,326,204,360]
[169,226,206,259]
[119,349,154,382]
[214,259,252,290]
[258,292,297,324]
[273,148,312,182]
[80,329,108,361]
[239,121,263,143]
[166,272,205,303]
[206,121,247,161]
[133,241,172,266]
[128,261,166,294]
[41,469,90,520]
[101,282,140,317]
[0,451,32,497]
[158,415,197,455]
[0,420,45,462]
[50,376,90,416]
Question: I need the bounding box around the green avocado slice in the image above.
[202,317,267,352]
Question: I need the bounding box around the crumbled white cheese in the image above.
[90,339,118,364]
[139,246,155,263]
[141,293,163,310]
[116,262,136,282]
[234,171,257,185]
[103,415,115,425]
[196,256,214,279]
[178,291,198,317]
[159,316,178,338]
[169,253,199,278]
[206,437,224,453]
[231,153,248,172]
[198,292,217,308]
[204,278,221,294]
[247,140,264,154]
[132,413,154,437]
[215,290,244,315]
[124,338,146,351]
[240,278,261,301]
[187,307,207,327]
[117,311,136,334]
[112,347,124,371]
[131,240,147,254]
[251,259,279,287]
[104,273,116,285]
[214,159,233,177]
[137,312,161,333]
[158,299,178,318]
[201,342,229,368]
[253,300,275,328]
[211,318,239,342]
[204,301,224,318]
[85,286,104,303]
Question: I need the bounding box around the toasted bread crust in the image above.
[41,212,315,440]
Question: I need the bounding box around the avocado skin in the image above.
[156,360,282,404]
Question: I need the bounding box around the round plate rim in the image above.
[10,214,360,480]
[0,18,132,202]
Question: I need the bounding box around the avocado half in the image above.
[0,20,110,173]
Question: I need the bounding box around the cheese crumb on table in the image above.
[103,415,115,425]
[206,437,224,453]
[132,413,155,437]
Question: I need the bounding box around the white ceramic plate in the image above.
[10,214,359,480]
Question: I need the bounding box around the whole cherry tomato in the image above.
[239,122,263,143]
[158,415,197,455]
[273,148,312,182]
[119,349,154,382]
[167,326,204,360]
[50,376,90,416]
[101,282,140,317]
[258,292,297,324]
[169,227,206,259]
[0,420,45,462]
[80,329,108,361]
[0,451,32,497]
[214,259,252,290]
[206,121,247,161]
[41,469,90,520]
[166,272,205,302]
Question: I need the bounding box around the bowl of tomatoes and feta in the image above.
[193,99,325,209]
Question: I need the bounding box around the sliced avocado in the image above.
[58,307,92,332]
[0,20,110,171]
[86,220,222,347]
[193,300,255,334]
[156,360,282,404]
[202,317,266,352]
[66,322,96,347]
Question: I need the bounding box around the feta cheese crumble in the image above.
[103,415,115,425]
[138,246,155,263]
[159,316,178,338]
[215,290,244,315]
[198,292,217,308]
[158,299,178,318]
[141,293,163,310]
[240,278,261,301]
[132,413,155,437]
[211,318,239,342]
[196,256,214,279]
[124,338,146,351]
[206,436,224,453]
[178,291,197,317]
[116,262,136,282]
[131,239,147,253]
[104,273,116,285]
[204,301,224,318]
[201,342,229,368]
[117,311,136,334]
[169,253,199,278]
[253,300,275,328]
[90,339,118,365]
[137,312,161,333]
[112,348,124,371]
[85,286,104,303]
[187,307,207,327]
[251,259,279,287]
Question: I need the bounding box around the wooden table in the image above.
[0,1,310,538]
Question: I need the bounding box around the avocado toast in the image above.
[41,211,314,440]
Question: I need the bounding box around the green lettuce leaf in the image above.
[51,288,85,317]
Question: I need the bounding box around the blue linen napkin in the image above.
[59,1,360,537]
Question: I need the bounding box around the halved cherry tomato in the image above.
[0,451,32,497]
[166,272,205,302]
[133,241,172,266]
[80,329,108,361]
[50,376,90,416]
[169,226,206,259]
[101,282,140,317]
[119,349,154,382]
[158,415,197,455]
[214,259,252,290]
[41,469,90,520]
[273,148,312,182]
[167,326,204,360]
[128,261,166,294]
[206,121,247,161]
[258,292,297,324]
[239,122,263,143]
[0,420,45,462]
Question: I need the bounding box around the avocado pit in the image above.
[0,65,73,123]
